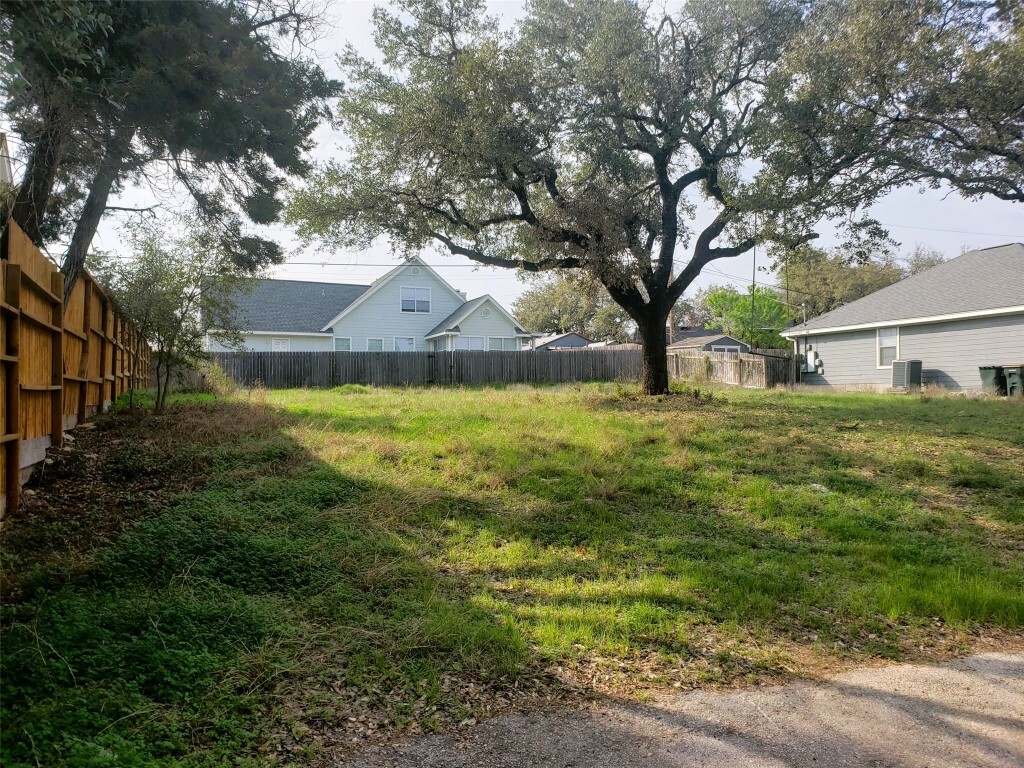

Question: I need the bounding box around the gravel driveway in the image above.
[335,652,1024,767]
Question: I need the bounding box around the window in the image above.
[488,337,518,351]
[366,338,384,352]
[271,338,290,352]
[482,308,492,319]
[401,287,430,313]
[334,337,351,352]
[394,337,415,351]
[711,345,741,358]
[877,327,898,367]
[454,336,485,350]
[410,266,421,276]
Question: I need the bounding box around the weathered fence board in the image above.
[1,220,151,517]
[210,348,792,391]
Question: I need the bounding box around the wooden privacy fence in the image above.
[210,349,793,390]
[210,349,645,388]
[1,220,150,516]
[667,350,794,389]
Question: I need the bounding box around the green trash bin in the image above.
[1002,364,1024,397]
[979,366,1006,395]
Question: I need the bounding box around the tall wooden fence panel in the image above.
[1,220,150,517]
[210,349,646,389]
[209,349,794,391]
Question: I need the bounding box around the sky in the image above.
[23,0,1024,311]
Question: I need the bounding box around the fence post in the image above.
[77,278,92,423]
[3,264,22,514]
[49,272,64,449]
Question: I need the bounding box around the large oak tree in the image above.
[289,0,1020,393]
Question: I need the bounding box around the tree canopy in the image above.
[777,244,949,320]
[2,0,336,299]
[512,272,634,341]
[287,0,1020,393]
[705,286,789,348]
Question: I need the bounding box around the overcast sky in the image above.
[63,1,1024,308]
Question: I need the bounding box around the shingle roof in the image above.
[668,327,746,348]
[784,243,1024,335]
[226,278,369,333]
[425,296,489,337]
[534,332,593,348]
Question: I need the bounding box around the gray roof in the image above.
[668,327,746,348]
[426,295,531,337]
[785,243,1024,335]
[227,278,369,333]
[534,332,593,348]
[426,296,489,337]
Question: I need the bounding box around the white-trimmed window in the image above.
[394,337,415,351]
[334,337,351,352]
[877,327,898,367]
[488,337,518,351]
[454,335,485,350]
[711,344,741,358]
[271,338,290,352]
[401,287,430,313]
[366,338,384,352]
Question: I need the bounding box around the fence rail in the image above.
[210,348,794,391]
[1,220,150,517]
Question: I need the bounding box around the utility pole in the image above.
[749,218,757,348]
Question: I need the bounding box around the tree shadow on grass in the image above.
[1,392,1021,767]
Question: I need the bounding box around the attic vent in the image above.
[410,266,421,276]
[892,360,923,389]
[482,308,492,318]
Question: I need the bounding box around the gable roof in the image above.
[783,243,1024,337]
[668,327,746,349]
[227,278,368,334]
[534,332,593,348]
[319,255,466,331]
[425,294,532,339]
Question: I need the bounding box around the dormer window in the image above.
[401,287,430,313]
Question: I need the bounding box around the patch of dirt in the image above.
[0,402,283,601]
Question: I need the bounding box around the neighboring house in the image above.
[532,332,593,350]
[668,327,750,355]
[781,243,1024,390]
[209,256,533,352]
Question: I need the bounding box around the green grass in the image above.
[3,383,1023,766]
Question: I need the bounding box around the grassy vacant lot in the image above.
[2,383,1022,766]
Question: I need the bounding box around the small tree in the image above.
[91,215,248,413]
[705,286,788,348]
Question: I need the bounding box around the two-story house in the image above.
[208,256,534,352]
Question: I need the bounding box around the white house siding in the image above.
[330,264,464,351]
[798,313,1024,390]
[208,333,333,352]
[454,300,522,347]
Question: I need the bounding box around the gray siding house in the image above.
[668,327,750,354]
[209,256,533,353]
[781,243,1024,390]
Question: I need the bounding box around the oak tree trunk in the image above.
[637,309,670,395]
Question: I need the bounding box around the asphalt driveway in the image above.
[336,652,1024,767]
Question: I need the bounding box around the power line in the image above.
[872,222,1024,237]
